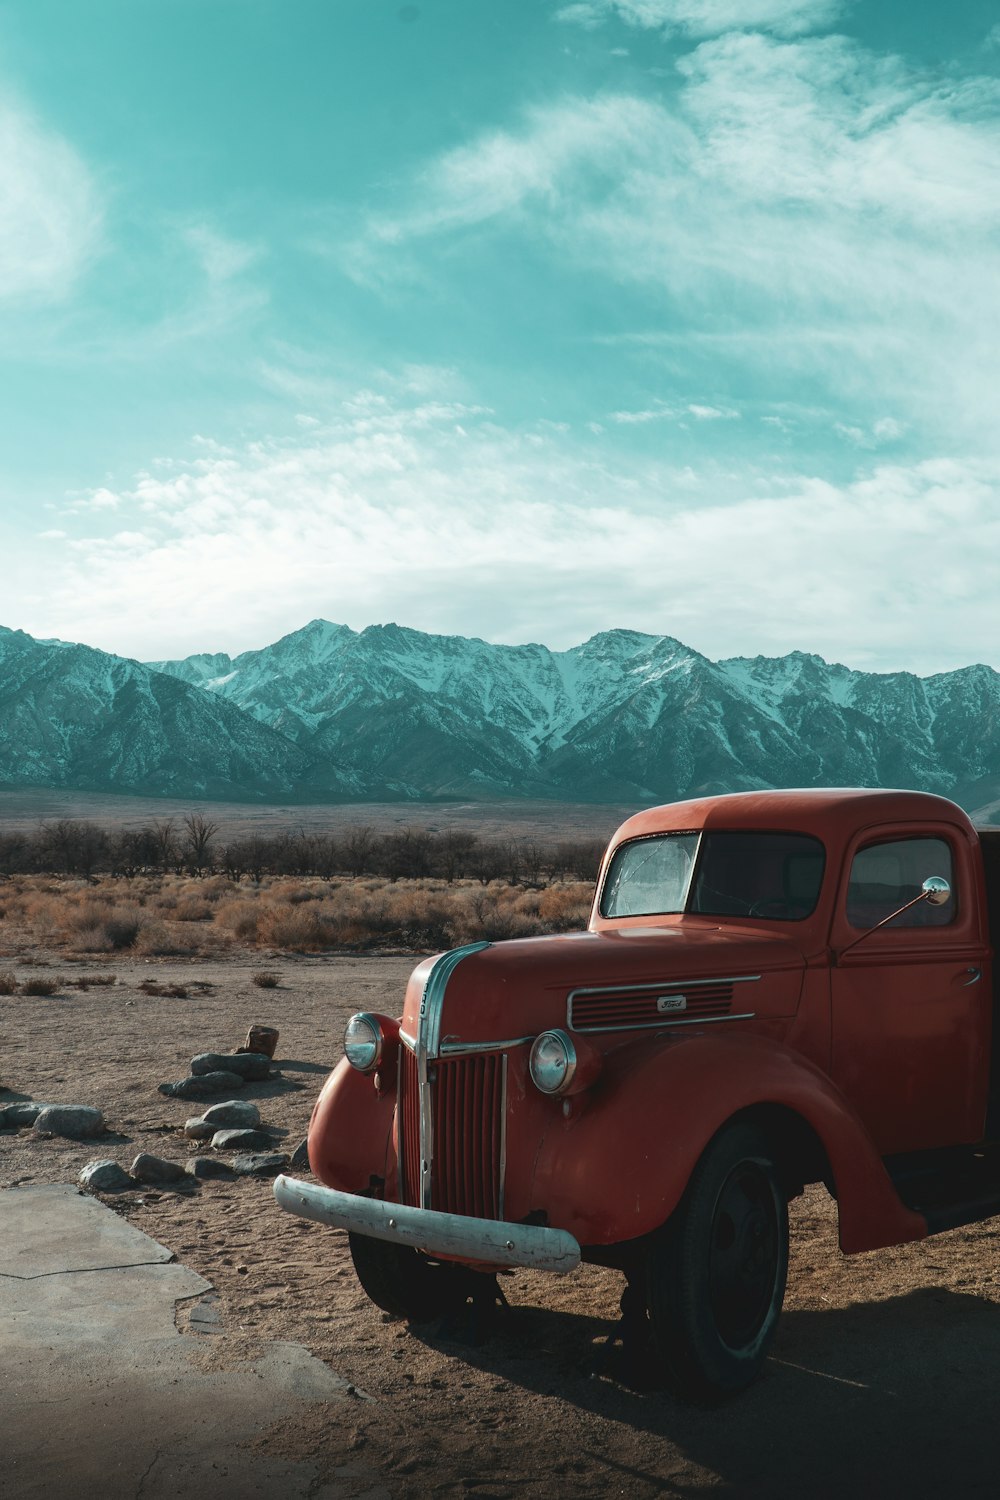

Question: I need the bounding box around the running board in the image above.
[885,1145,1000,1237]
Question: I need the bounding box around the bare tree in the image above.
[342,826,375,877]
[152,819,177,874]
[432,830,478,883]
[182,814,219,875]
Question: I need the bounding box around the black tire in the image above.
[348,1232,470,1323]
[646,1122,788,1402]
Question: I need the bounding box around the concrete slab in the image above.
[0,1185,383,1499]
[0,1183,178,1277]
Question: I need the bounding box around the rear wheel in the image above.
[646,1122,788,1402]
[348,1232,470,1323]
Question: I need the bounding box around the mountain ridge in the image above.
[2,620,999,810]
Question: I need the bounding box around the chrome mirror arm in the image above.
[835,876,952,964]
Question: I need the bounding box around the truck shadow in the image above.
[414,1285,1000,1496]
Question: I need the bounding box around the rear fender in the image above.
[529,1030,926,1255]
[308,1058,396,1193]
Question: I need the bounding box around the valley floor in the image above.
[3,949,1000,1497]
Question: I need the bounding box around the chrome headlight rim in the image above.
[344,1012,383,1073]
[529,1028,578,1096]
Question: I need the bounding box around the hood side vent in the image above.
[569,976,760,1033]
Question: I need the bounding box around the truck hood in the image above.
[401,924,808,1047]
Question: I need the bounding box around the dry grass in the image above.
[22,977,60,996]
[0,872,595,959]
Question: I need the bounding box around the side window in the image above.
[846,837,955,930]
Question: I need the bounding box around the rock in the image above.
[158,1072,244,1099]
[79,1160,133,1192]
[5,1102,47,1128]
[289,1137,310,1170]
[129,1152,189,1184]
[200,1099,261,1129]
[183,1117,216,1139]
[33,1105,104,1139]
[190,1051,272,1082]
[230,1152,289,1177]
[210,1128,274,1152]
[185,1155,235,1180]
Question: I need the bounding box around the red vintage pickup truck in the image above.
[275,788,1000,1400]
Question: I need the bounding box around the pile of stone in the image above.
[1,1101,105,1139]
[78,1094,297,1194]
[183,1098,289,1180]
[158,1049,274,1100]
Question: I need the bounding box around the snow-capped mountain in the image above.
[0,626,356,801]
[3,618,1000,807]
[148,619,1000,809]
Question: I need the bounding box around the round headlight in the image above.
[344,1012,381,1072]
[529,1029,577,1096]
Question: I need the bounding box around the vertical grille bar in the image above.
[399,1046,421,1206]
[397,1046,504,1219]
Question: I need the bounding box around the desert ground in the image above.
[0,789,635,843]
[6,936,1000,1496]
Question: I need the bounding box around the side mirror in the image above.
[837,874,952,962]
[922,875,951,906]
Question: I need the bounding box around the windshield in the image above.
[600,830,826,921]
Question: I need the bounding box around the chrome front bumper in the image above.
[273,1175,581,1274]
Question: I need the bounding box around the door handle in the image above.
[963,967,982,986]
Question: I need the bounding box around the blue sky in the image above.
[3,0,1000,673]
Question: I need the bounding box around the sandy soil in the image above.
[5,948,1000,1498]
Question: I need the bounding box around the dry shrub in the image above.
[257,905,333,950]
[172,898,214,922]
[280,884,322,905]
[104,915,144,949]
[23,977,60,996]
[0,972,17,994]
[532,884,592,929]
[1,870,594,957]
[133,922,200,957]
[215,899,262,943]
[70,926,115,954]
[252,971,280,988]
[53,896,147,950]
[69,973,117,990]
[138,979,190,997]
[447,899,545,945]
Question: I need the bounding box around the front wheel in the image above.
[348,1231,471,1323]
[646,1122,788,1402]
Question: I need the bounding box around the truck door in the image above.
[829,825,990,1155]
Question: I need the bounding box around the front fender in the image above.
[528,1030,926,1255]
[308,1058,396,1194]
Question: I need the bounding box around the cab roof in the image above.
[609,788,976,850]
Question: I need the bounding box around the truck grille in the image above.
[398,1046,505,1220]
[569,982,735,1032]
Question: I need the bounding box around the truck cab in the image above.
[275,788,1000,1401]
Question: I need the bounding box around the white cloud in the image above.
[0,96,102,302]
[354,34,1000,448]
[20,389,1000,675]
[556,0,845,39]
[362,94,664,250]
[688,403,739,420]
[611,402,675,423]
[182,224,260,283]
